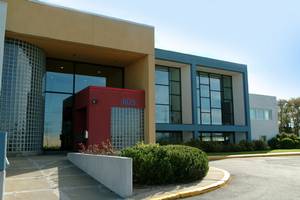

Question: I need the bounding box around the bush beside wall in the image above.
[121,144,209,185]
[268,133,300,149]
[184,140,269,153]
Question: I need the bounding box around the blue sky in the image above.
[40,0,300,99]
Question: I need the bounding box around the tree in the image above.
[278,99,292,133]
[278,98,300,136]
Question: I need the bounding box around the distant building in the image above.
[249,94,279,141]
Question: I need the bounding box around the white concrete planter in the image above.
[67,153,132,198]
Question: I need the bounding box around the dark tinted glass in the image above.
[170,81,181,95]
[46,60,74,93]
[44,93,72,147]
[171,95,181,111]
[169,68,180,81]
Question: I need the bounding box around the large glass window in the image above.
[156,131,183,143]
[44,59,124,147]
[196,72,234,125]
[155,66,182,124]
[250,108,272,120]
[200,132,234,144]
[44,93,72,147]
[46,60,74,93]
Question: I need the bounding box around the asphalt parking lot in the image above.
[187,156,300,200]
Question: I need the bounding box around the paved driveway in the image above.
[5,155,119,200]
[187,156,300,200]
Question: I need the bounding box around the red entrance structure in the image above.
[62,86,145,150]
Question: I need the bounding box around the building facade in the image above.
[249,94,278,141]
[0,0,251,154]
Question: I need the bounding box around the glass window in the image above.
[155,85,169,104]
[256,109,264,120]
[223,76,232,87]
[224,88,232,100]
[211,91,221,108]
[155,66,181,124]
[46,60,74,93]
[75,74,106,92]
[74,63,123,92]
[211,109,222,125]
[201,98,210,113]
[264,110,272,120]
[156,105,170,123]
[171,112,181,124]
[169,68,180,81]
[156,132,182,143]
[170,81,181,95]
[201,133,211,141]
[197,72,233,125]
[212,133,224,142]
[171,95,181,111]
[200,85,210,97]
[201,113,211,124]
[44,93,72,147]
[200,73,209,84]
[210,77,221,91]
[155,67,169,85]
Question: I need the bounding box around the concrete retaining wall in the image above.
[67,153,132,198]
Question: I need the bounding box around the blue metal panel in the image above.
[0,132,7,171]
[190,63,199,139]
[155,49,247,73]
[242,70,252,141]
[198,125,250,133]
[156,124,196,132]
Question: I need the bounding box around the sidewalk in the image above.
[131,167,230,200]
[5,155,230,200]
[4,155,118,200]
[209,151,300,161]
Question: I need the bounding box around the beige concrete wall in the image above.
[197,66,246,125]
[155,60,193,124]
[232,74,245,125]
[125,55,155,143]
[5,0,154,55]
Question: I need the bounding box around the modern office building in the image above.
[0,0,251,154]
[249,94,278,141]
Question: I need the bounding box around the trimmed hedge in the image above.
[184,139,269,153]
[268,133,300,149]
[121,144,209,185]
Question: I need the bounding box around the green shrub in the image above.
[222,143,243,152]
[252,140,269,151]
[120,144,209,185]
[239,140,255,151]
[268,133,300,149]
[268,137,279,149]
[279,138,296,149]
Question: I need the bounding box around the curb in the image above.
[150,168,230,200]
[209,152,300,161]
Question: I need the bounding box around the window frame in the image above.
[155,65,182,124]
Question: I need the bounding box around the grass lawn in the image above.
[207,149,300,156]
